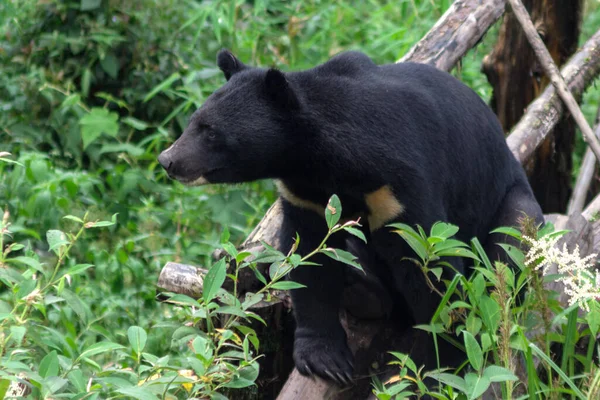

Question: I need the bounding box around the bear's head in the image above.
[158,50,302,185]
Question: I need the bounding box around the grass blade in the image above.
[530,343,586,400]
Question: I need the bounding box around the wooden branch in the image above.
[157,262,206,299]
[398,0,506,71]
[568,108,600,215]
[506,0,600,163]
[506,28,600,164]
[583,194,600,222]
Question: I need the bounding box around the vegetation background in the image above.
[1,0,599,399]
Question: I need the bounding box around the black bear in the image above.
[158,50,543,385]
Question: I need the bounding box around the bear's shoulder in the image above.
[315,51,377,77]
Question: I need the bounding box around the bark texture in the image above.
[482,0,583,213]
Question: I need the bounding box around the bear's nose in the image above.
[158,151,172,171]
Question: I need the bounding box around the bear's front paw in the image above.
[293,335,354,386]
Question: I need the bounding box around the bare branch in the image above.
[398,0,506,71]
[506,19,600,164]
[568,108,600,215]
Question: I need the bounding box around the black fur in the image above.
[158,50,544,385]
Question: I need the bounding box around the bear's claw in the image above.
[293,336,354,387]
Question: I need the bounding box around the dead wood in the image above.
[397,0,506,70]
[506,0,600,164]
[482,0,583,213]
[506,28,600,165]
[568,108,600,215]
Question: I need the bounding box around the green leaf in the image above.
[242,293,264,310]
[116,386,159,400]
[46,230,69,254]
[429,267,443,281]
[343,226,367,243]
[465,372,490,399]
[471,237,493,270]
[430,222,459,239]
[17,279,37,299]
[63,215,84,223]
[325,194,342,229]
[588,301,600,337]
[270,281,306,290]
[216,306,249,319]
[61,289,89,324]
[489,226,522,240]
[463,331,483,371]
[79,108,119,149]
[99,143,144,157]
[45,376,68,394]
[390,223,428,261]
[482,365,518,382]
[203,258,227,303]
[60,94,81,110]
[79,342,125,360]
[427,372,467,393]
[321,248,364,272]
[85,213,118,228]
[388,352,417,373]
[128,326,148,355]
[122,117,148,131]
[466,313,482,336]
[100,52,119,79]
[530,344,587,399]
[498,244,525,270]
[64,263,94,277]
[479,295,501,333]
[223,363,259,388]
[192,335,213,360]
[81,68,92,97]
[436,247,479,260]
[80,0,101,11]
[432,239,469,252]
[0,379,10,398]
[10,326,26,345]
[164,294,201,308]
[143,73,181,103]
[68,369,87,393]
[39,350,59,378]
[471,274,485,299]
[414,323,445,333]
[220,227,230,244]
[8,256,45,275]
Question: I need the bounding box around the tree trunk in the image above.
[482,0,583,213]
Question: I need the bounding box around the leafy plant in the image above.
[374,222,600,399]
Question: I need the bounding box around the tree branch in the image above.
[506,0,600,163]
[506,28,600,164]
[398,0,506,70]
[568,108,600,215]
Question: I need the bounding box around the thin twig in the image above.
[568,108,600,215]
[507,0,600,162]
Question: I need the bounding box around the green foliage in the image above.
[373,222,600,399]
[2,0,600,398]
[0,193,360,398]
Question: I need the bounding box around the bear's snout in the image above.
[158,150,173,172]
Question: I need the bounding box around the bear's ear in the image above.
[217,49,246,80]
[264,68,300,110]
